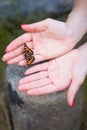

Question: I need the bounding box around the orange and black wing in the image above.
[24,43,35,65]
[24,43,33,55]
[26,56,35,65]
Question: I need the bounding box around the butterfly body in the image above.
[24,43,35,65]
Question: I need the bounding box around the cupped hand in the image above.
[18,49,87,106]
[2,18,77,66]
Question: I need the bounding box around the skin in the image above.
[2,16,87,65]
[18,45,87,106]
[2,18,81,65]
[2,0,87,64]
[2,0,87,106]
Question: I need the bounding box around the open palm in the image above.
[18,49,87,106]
[2,18,77,66]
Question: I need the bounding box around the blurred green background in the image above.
[0,1,87,130]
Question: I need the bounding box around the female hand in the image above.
[18,48,87,106]
[2,18,83,66]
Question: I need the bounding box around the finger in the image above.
[6,54,25,64]
[24,62,48,75]
[19,71,48,84]
[18,78,51,91]
[4,41,33,65]
[21,20,47,32]
[33,54,46,63]
[26,84,57,95]
[5,33,32,52]
[2,41,33,62]
[67,79,83,107]
[2,45,24,62]
[26,41,33,49]
[18,54,46,66]
[6,40,34,64]
[18,59,27,66]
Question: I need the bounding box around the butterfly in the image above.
[24,43,35,65]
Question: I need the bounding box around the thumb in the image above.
[21,20,47,32]
[67,79,82,107]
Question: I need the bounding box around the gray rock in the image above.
[6,64,82,130]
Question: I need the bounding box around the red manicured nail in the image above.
[71,100,75,108]
[21,24,28,26]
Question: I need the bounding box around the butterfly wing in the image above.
[27,56,35,65]
[24,43,35,65]
[24,43,33,55]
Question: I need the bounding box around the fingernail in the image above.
[71,100,75,108]
[21,24,28,26]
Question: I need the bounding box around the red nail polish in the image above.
[71,100,75,108]
[21,24,28,26]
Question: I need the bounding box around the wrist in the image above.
[66,11,87,45]
[68,11,87,27]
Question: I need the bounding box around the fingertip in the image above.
[26,90,36,95]
[21,24,30,31]
[21,24,29,30]
[2,54,7,61]
[5,45,13,52]
[24,69,33,75]
[26,90,35,96]
[18,61,27,66]
[67,89,74,108]
[6,60,12,64]
[21,24,28,27]
[24,71,28,75]
[67,97,75,108]
[18,78,25,85]
[71,100,75,108]
[5,47,9,52]
[18,80,22,85]
[2,56,5,62]
[17,85,23,91]
[17,86,20,91]
[24,68,31,75]
[26,90,29,94]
